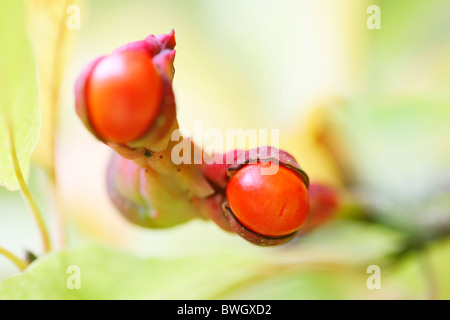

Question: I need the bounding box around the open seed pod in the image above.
[222,146,310,246]
[74,30,177,153]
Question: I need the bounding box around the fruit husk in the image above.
[221,146,310,246]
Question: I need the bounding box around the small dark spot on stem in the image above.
[144,149,152,158]
[176,167,181,172]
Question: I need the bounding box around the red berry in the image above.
[226,162,309,237]
[86,51,162,143]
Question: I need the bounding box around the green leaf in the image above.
[220,271,358,300]
[0,0,40,191]
[0,223,406,300]
[0,242,272,299]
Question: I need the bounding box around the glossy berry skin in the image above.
[75,31,176,150]
[226,162,309,238]
[86,51,162,144]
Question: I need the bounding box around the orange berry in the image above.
[226,162,309,237]
[86,51,162,143]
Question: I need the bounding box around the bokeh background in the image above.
[1,0,450,299]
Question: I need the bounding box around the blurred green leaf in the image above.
[299,219,405,262]
[0,0,40,191]
[0,243,272,299]
[322,96,450,237]
[385,237,450,299]
[0,219,408,300]
[221,271,359,300]
[363,0,450,93]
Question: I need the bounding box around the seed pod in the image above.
[75,30,177,152]
[106,152,151,227]
[106,152,210,228]
[75,32,313,247]
[222,146,310,246]
[297,183,340,235]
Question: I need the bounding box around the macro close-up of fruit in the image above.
[1,0,450,302]
[74,30,316,247]
[226,162,309,239]
[85,51,163,143]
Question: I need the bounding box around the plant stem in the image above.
[0,246,28,271]
[48,0,70,184]
[9,126,51,253]
[44,0,71,249]
[418,247,438,300]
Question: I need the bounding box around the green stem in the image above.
[0,246,28,271]
[48,0,70,184]
[9,126,51,253]
[47,0,71,248]
[418,247,438,300]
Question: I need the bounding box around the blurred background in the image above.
[1,0,449,299]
